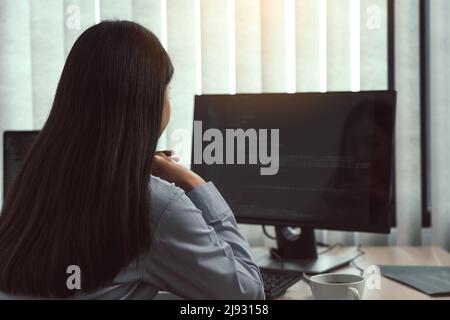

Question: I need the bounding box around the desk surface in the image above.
[270,246,450,300]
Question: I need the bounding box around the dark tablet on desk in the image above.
[379,265,450,296]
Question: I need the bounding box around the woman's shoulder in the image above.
[149,175,184,224]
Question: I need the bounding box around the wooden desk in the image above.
[273,247,450,300]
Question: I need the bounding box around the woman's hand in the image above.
[152,151,206,192]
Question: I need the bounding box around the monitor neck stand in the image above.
[255,227,360,274]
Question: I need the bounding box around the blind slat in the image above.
[236,0,262,93]
[296,0,320,92]
[200,0,230,94]
[360,0,388,90]
[395,0,422,246]
[30,0,65,128]
[63,0,97,56]
[430,0,450,249]
[132,0,164,39]
[165,0,198,164]
[100,0,133,21]
[327,0,351,91]
[261,0,286,93]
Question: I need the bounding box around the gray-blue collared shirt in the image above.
[0,176,265,300]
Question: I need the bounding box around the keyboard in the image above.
[261,268,303,299]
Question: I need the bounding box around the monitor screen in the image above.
[3,131,39,200]
[191,91,396,233]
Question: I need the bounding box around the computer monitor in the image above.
[192,91,396,273]
[3,131,39,201]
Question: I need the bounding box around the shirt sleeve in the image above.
[142,182,265,300]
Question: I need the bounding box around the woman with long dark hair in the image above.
[0,21,264,299]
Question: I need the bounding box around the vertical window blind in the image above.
[0,0,389,164]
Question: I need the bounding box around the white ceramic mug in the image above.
[309,273,365,300]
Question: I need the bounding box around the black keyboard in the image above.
[261,269,303,299]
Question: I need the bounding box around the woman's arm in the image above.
[186,183,262,283]
[142,182,265,300]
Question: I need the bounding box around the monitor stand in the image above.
[255,227,360,274]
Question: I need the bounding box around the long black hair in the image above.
[0,21,173,297]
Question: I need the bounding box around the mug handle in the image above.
[348,287,361,300]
